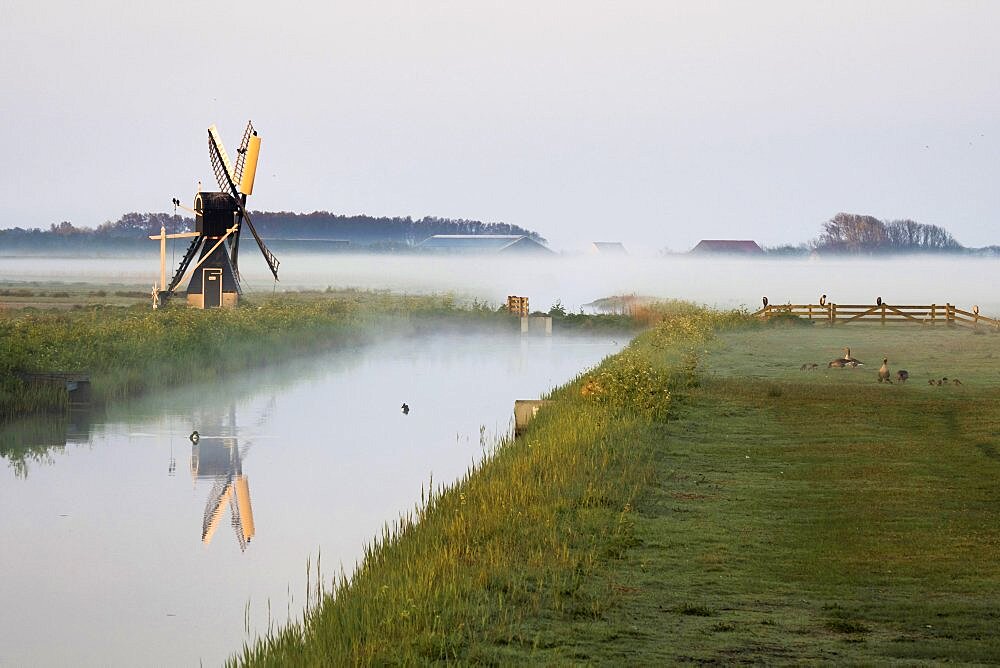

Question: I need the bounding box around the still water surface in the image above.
[0,331,625,666]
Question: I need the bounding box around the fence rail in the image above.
[753,303,999,329]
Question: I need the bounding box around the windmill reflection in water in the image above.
[189,410,255,551]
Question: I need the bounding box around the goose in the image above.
[829,347,860,368]
[401,403,410,415]
[878,358,890,383]
[952,379,962,386]
[896,370,909,383]
[928,379,936,386]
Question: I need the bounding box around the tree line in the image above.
[0,211,544,245]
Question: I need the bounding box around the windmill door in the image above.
[203,268,223,308]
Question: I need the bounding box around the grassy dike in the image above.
[232,307,1000,665]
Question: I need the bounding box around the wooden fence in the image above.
[754,303,1000,329]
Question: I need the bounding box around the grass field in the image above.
[232,315,1000,665]
[580,324,1000,663]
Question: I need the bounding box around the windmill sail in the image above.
[206,123,278,282]
[242,211,280,280]
[233,121,256,186]
[208,125,236,189]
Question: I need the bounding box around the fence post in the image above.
[931,303,936,325]
[881,303,886,326]
[947,303,953,327]
[831,303,837,326]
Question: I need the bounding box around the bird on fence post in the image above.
[762,296,768,309]
[819,294,827,306]
[877,296,882,306]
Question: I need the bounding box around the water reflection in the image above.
[190,408,256,551]
[0,409,94,478]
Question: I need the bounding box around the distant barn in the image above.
[590,241,628,255]
[418,234,552,255]
[690,239,764,255]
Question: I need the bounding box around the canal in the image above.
[0,331,625,666]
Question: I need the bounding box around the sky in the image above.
[1,0,998,252]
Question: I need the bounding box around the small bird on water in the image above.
[401,403,410,415]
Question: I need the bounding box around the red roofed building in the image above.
[690,240,764,255]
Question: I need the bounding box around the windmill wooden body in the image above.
[151,121,279,308]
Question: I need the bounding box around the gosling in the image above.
[896,370,909,383]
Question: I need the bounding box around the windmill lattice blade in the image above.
[230,223,242,283]
[166,236,203,293]
[208,126,237,193]
[242,211,280,281]
[233,121,255,185]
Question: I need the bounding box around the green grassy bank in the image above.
[232,310,1000,664]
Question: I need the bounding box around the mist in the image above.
[1,253,997,315]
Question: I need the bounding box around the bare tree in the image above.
[815,213,962,253]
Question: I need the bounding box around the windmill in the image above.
[150,121,279,308]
